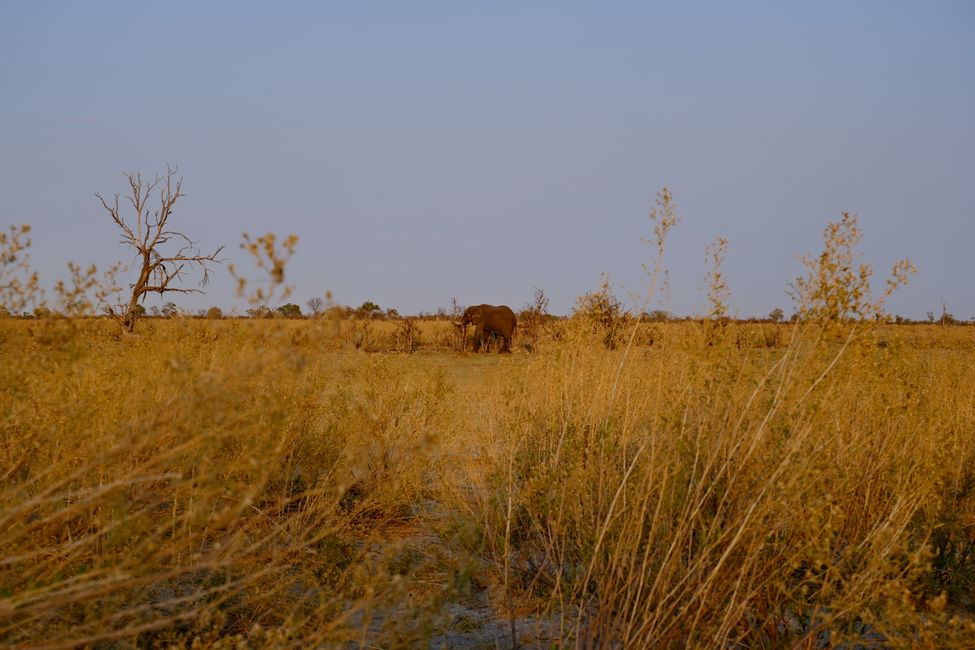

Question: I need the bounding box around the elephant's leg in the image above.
[473,325,484,352]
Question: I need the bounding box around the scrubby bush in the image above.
[573,274,628,349]
[277,302,302,319]
[518,288,550,351]
[789,212,914,324]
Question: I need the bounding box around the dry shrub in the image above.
[572,275,629,350]
[343,319,375,351]
[519,288,551,352]
[395,318,420,353]
[789,212,915,324]
[0,225,43,315]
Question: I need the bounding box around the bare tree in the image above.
[307,297,325,316]
[97,166,223,330]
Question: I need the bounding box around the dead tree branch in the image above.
[96,166,223,330]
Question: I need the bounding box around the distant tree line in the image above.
[3,297,972,326]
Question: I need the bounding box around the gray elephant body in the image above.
[460,304,516,353]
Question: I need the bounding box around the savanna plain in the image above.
[3,197,975,649]
[2,315,974,649]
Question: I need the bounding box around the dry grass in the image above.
[1,316,973,648]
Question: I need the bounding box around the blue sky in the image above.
[2,2,973,318]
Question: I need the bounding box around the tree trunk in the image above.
[123,256,151,331]
[123,292,141,331]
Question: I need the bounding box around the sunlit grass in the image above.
[1,316,973,647]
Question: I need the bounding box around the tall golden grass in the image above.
[1,316,973,648]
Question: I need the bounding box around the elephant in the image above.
[469,328,503,352]
[458,304,516,353]
[478,330,500,352]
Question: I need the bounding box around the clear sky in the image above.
[2,2,973,318]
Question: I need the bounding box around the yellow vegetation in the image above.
[1,318,973,647]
